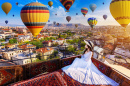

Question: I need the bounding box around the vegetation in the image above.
[0,39,5,42]
[49,51,58,59]
[52,43,59,47]
[1,43,5,46]
[9,39,17,44]
[66,39,80,44]
[68,45,76,53]
[87,32,93,37]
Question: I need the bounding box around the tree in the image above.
[1,43,5,46]
[49,51,58,59]
[9,39,17,44]
[68,45,76,53]
[36,53,41,60]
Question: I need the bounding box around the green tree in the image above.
[36,53,42,60]
[68,45,76,53]
[9,39,17,44]
[1,43,5,46]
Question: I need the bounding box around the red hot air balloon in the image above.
[16,2,18,5]
[60,0,75,12]
[66,16,71,22]
[57,23,59,26]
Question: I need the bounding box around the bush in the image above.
[9,39,17,44]
[0,39,5,42]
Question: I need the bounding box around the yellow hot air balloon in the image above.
[20,2,50,37]
[1,2,12,15]
[48,1,53,7]
[110,0,130,28]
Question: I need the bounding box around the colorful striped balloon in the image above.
[81,7,88,17]
[88,17,97,29]
[20,2,49,37]
[60,0,75,12]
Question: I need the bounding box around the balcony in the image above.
[0,45,130,86]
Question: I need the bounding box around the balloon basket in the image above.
[33,37,37,41]
[66,10,69,12]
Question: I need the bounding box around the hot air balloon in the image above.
[55,14,57,16]
[89,4,97,12]
[57,23,59,26]
[48,20,50,22]
[81,7,88,17]
[2,2,12,15]
[66,16,71,22]
[5,20,8,24]
[76,13,78,15]
[48,1,53,7]
[13,15,14,17]
[88,17,97,30]
[60,0,75,12]
[75,24,78,28]
[103,2,104,5]
[20,2,50,37]
[53,21,56,25]
[16,2,19,5]
[103,15,107,20]
[110,0,130,28]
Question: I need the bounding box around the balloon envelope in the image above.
[16,2,18,5]
[88,17,97,29]
[2,2,12,15]
[5,20,8,24]
[53,21,56,25]
[76,13,78,15]
[103,15,107,20]
[48,1,53,7]
[81,7,88,17]
[89,4,97,12]
[20,2,50,37]
[66,16,71,22]
[60,0,75,12]
[75,24,78,28]
[57,23,59,26]
[110,0,130,28]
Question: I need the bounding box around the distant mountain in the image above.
[0,23,88,28]
[0,23,25,27]
[44,23,89,28]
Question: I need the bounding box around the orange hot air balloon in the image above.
[48,1,53,7]
[20,2,50,37]
[60,0,75,12]
[2,2,12,15]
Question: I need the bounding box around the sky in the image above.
[0,0,120,26]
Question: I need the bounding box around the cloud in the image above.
[53,0,60,4]
[18,4,24,7]
[50,6,68,18]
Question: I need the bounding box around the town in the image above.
[0,25,130,69]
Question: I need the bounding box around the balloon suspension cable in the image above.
[33,36,37,41]
[66,10,69,12]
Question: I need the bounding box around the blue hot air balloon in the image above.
[5,20,8,24]
[89,4,97,12]
[53,21,56,25]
